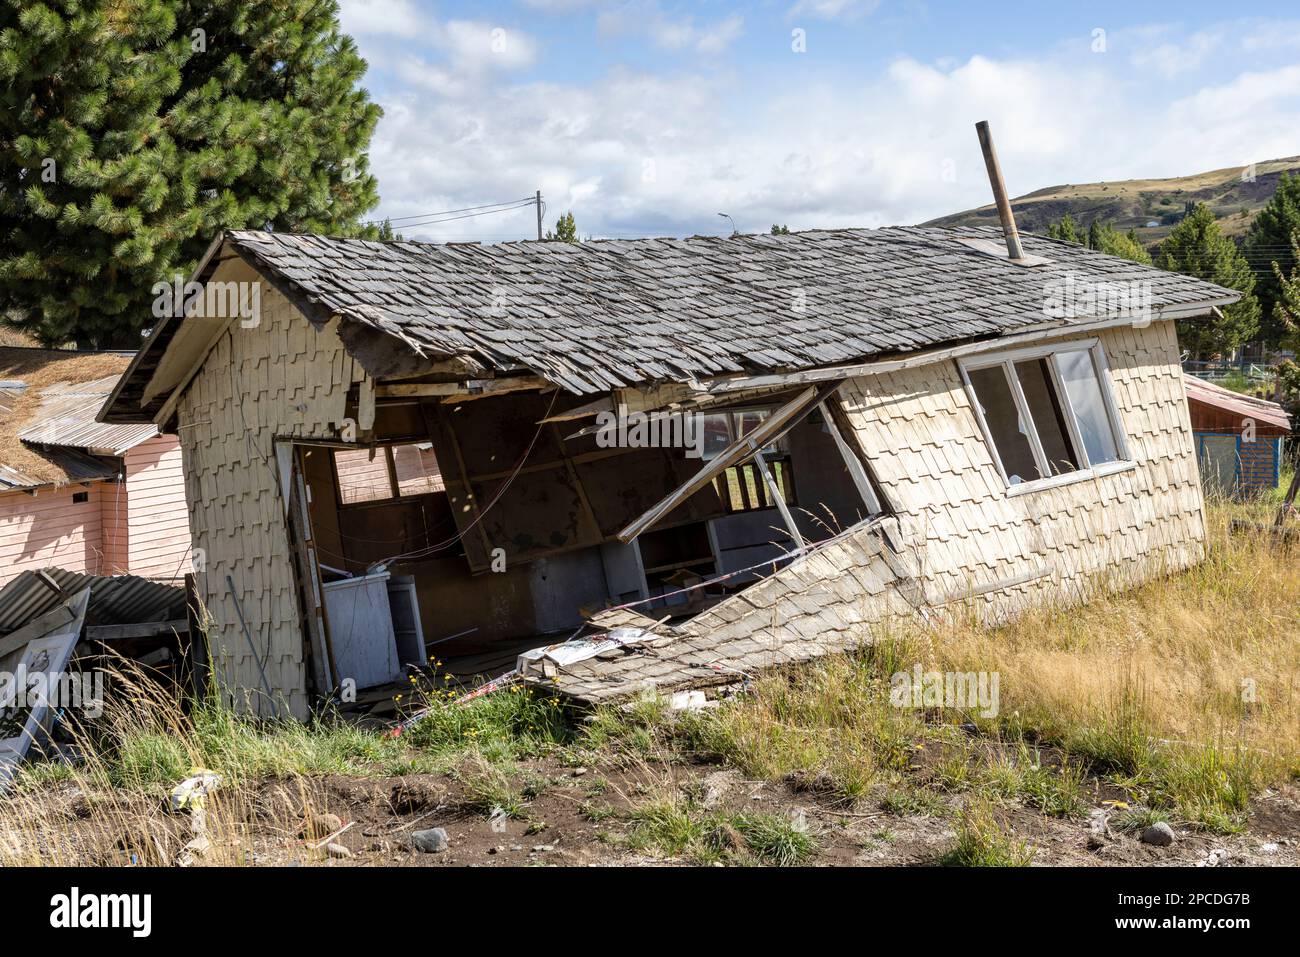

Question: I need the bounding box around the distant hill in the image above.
[923,157,1300,246]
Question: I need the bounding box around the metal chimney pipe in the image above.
[975,120,1025,261]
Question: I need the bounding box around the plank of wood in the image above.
[376,382,464,398]
[85,619,189,641]
[0,605,76,660]
[440,376,552,402]
[616,383,834,542]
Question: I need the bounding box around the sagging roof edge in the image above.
[99,228,1240,427]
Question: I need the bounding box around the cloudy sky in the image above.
[338,0,1300,242]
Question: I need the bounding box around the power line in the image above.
[396,201,538,231]
[362,196,537,228]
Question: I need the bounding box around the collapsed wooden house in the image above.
[99,223,1237,718]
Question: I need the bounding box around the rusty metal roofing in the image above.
[0,568,185,633]
[1184,372,1291,432]
[16,375,158,454]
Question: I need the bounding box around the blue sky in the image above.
[338,1,1300,241]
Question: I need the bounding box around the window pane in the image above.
[1199,435,1238,497]
[1014,359,1079,476]
[700,414,732,460]
[734,410,789,454]
[392,442,445,495]
[968,365,1042,484]
[334,448,393,504]
[1055,350,1120,465]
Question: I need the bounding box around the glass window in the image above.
[734,410,789,455]
[1054,349,1121,466]
[968,365,1041,484]
[966,343,1126,488]
[392,442,445,496]
[1014,358,1079,476]
[700,413,733,460]
[334,448,394,504]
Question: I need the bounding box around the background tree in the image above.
[1156,203,1260,360]
[1245,172,1300,345]
[1044,215,1151,264]
[1268,232,1300,351]
[546,211,577,242]
[1045,213,1080,244]
[1091,223,1152,264]
[0,0,382,347]
[770,224,790,235]
[1087,218,1102,251]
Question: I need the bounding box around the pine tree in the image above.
[1092,222,1152,265]
[1156,204,1260,360]
[1269,231,1300,351]
[1046,216,1151,265]
[1245,171,1300,345]
[0,0,382,347]
[546,211,577,242]
[1046,213,1080,244]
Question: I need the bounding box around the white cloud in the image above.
[1130,30,1222,78]
[358,25,1300,242]
[788,0,881,23]
[599,3,745,56]
[1241,22,1300,52]
[338,0,427,37]
[439,20,538,72]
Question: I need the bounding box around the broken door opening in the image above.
[286,382,887,697]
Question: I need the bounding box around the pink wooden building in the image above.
[0,350,190,587]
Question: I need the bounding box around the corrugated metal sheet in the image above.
[1184,373,1291,432]
[0,567,185,632]
[17,376,158,454]
[0,448,118,491]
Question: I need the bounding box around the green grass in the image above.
[881,788,949,817]
[623,799,818,865]
[454,756,529,819]
[941,800,1034,867]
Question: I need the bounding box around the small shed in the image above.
[1183,373,1291,496]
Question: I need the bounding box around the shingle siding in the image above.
[545,319,1207,703]
[176,259,365,720]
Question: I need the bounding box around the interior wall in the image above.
[785,410,873,539]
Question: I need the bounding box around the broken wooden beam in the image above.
[0,604,77,660]
[84,618,190,641]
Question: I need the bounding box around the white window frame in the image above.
[958,338,1134,495]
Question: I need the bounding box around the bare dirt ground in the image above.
[34,751,1300,868]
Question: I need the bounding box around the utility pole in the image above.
[536,190,543,241]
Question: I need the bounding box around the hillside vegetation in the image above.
[925,157,1300,246]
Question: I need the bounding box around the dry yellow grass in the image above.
[686,499,1299,831]
[925,499,1297,771]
